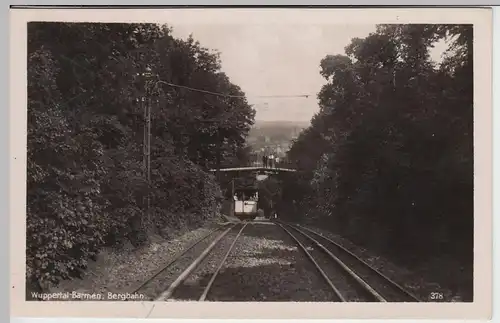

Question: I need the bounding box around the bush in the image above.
[27,22,253,289]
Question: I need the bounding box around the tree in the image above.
[285,25,473,297]
[27,22,255,289]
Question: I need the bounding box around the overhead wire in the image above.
[153,80,314,99]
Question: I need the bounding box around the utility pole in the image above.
[135,48,148,228]
[231,177,235,217]
[146,95,151,221]
[214,129,222,183]
[144,66,154,225]
[142,94,148,207]
[136,57,154,226]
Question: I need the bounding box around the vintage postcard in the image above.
[10,6,492,319]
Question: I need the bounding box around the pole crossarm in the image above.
[208,166,297,173]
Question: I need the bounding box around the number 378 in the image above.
[430,292,444,300]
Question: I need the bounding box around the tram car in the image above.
[233,188,259,221]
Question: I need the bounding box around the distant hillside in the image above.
[246,120,310,156]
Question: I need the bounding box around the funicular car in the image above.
[233,187,259,221]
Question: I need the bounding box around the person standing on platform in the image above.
[269,154,274,168]
[262,155,267,168]
[275,156,280,168]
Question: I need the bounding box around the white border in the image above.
[10,7,493,320]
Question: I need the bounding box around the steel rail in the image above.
[199,223,248,301]
[297,224,421,302]
[277,223,346,301]
[128,224,229,297]
[155,224,236,301]
[281,222,387,302]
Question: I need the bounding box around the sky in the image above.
[169,24,447,123]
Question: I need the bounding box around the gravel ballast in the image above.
[133,227,227,300]
[284,225,369,302]
[202,222,338,301]
[300,223,466,302]
[171,224,245,301]
[47,222,226,301]
[47,218,463,302]
[297,225,419,302]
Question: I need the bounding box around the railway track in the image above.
[276,220,421,302]
[125,218,419,302]
[124,222,233,300]
[127,222,248,301]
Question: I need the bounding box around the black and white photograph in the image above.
[11,6,492,320]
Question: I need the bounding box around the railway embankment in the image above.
[295,222,466,302]
[200,222,336,301]
[43,218,226,300]
[40,220,463,302]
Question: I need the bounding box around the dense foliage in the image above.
[284,25,473,294]
[27,22,254,290]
